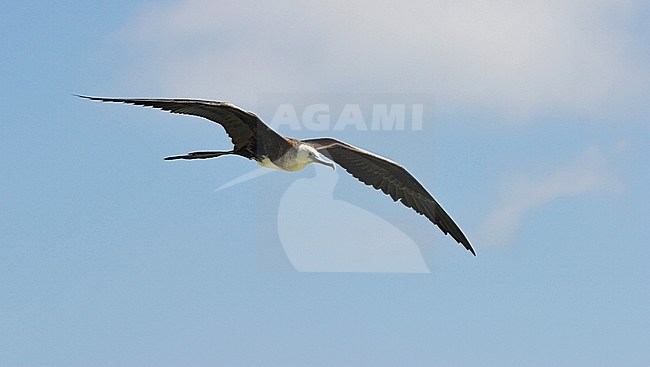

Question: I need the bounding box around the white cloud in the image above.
[109,0,649,123]
[478,144,625,245]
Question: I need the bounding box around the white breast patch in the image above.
[258,156,282,170]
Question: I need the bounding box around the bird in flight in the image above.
[79,95,475,255]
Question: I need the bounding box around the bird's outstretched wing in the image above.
[77,96,290,158]
[303,138,475,255]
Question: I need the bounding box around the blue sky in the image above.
[1,0,649,365]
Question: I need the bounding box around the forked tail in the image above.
[164,151,233,161]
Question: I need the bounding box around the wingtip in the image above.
[464,241,477,256]
[75,94,99,101]
[75,95,117,102]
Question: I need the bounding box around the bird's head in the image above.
[297,144,335,170]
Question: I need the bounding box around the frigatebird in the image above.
[79,96,475,255]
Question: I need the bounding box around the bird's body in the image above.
[79,95,475,255]
[255,139,331,172]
